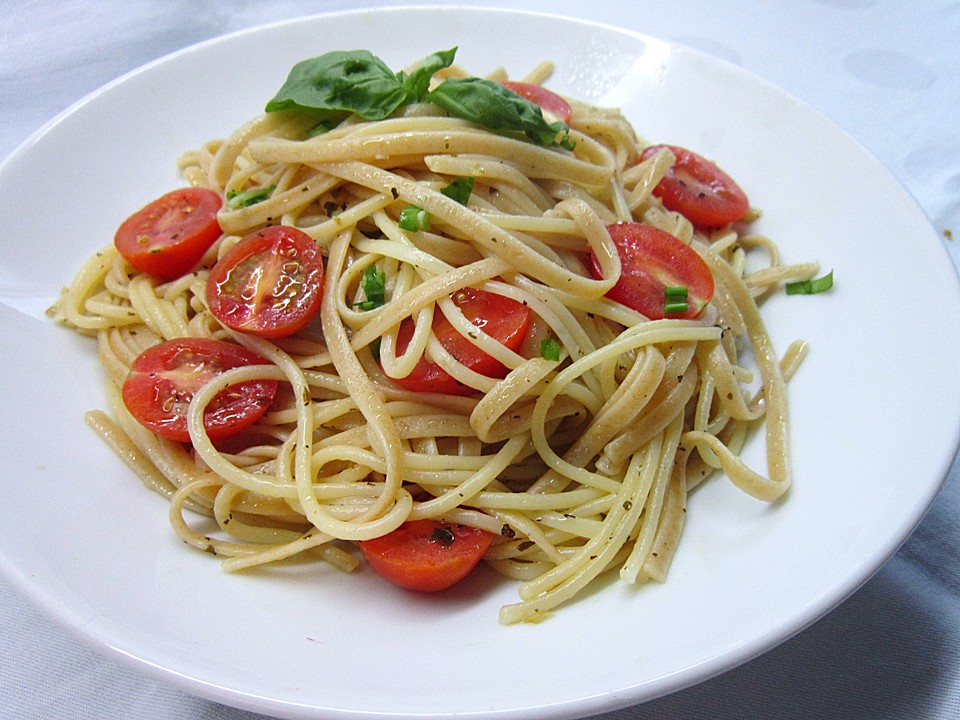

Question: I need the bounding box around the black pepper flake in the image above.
[431,525,455,546]
[517,540,535,551]
[390,187,399,200]
[500,524,516,538]
[623,500,633,511]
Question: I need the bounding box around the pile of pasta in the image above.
[50,61,817,624]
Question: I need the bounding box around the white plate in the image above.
[2,7,958,720]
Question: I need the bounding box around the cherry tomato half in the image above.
[121,338,278,443]
[501,81,573,123]
[114,187,223,281]
[207,225,325,339]
[640,144,750,228]
[590,222,714,320]
[385,288,532,396]
[358,519,495,592]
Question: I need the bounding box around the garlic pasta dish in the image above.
[49,47,825,624]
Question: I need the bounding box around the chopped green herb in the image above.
[664,302,689,315]
[355,265,386,311]
[664,285,689,302]
[398,205,431,231]
[785,270,834,296]
[226,185,275,209]
[540,338,561,361]
[441,176,475,206]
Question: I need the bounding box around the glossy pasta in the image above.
[49,59,817,624]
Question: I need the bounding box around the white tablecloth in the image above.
[2,1,959,718]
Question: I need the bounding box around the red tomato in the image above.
[358,519,494,592]
[207,225,325,339]
[640,144,750,228]
[501,81,573,123]
[590,222,714,320]
[114,187,223,281]
[385,288,531,396]
[121,338,278,443]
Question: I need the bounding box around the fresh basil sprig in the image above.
[265,48,457,121]
[265,48,574,149]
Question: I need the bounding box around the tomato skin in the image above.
[501,81,573,123]
[114,188,223,281]
[640,144,750,228]
[590,222,714,320]
[121,338,278,443]
[385,288,532,396]
[207,225,325,339]
[358,520,494,592]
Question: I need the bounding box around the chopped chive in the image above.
[664,302,689,315]
[398,205,431,231]
[540,338,561,361]
[354,265,386,311]
[226,185,276,209]
[786,270,834,296]
[440,176,475,205]
[664,285,689,301]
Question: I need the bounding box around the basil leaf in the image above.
[428,77,574,149]
[265,48,458,122]
[265,50,407,120]
[398,47,458,103]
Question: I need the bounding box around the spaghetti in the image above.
[49,52,818,624]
